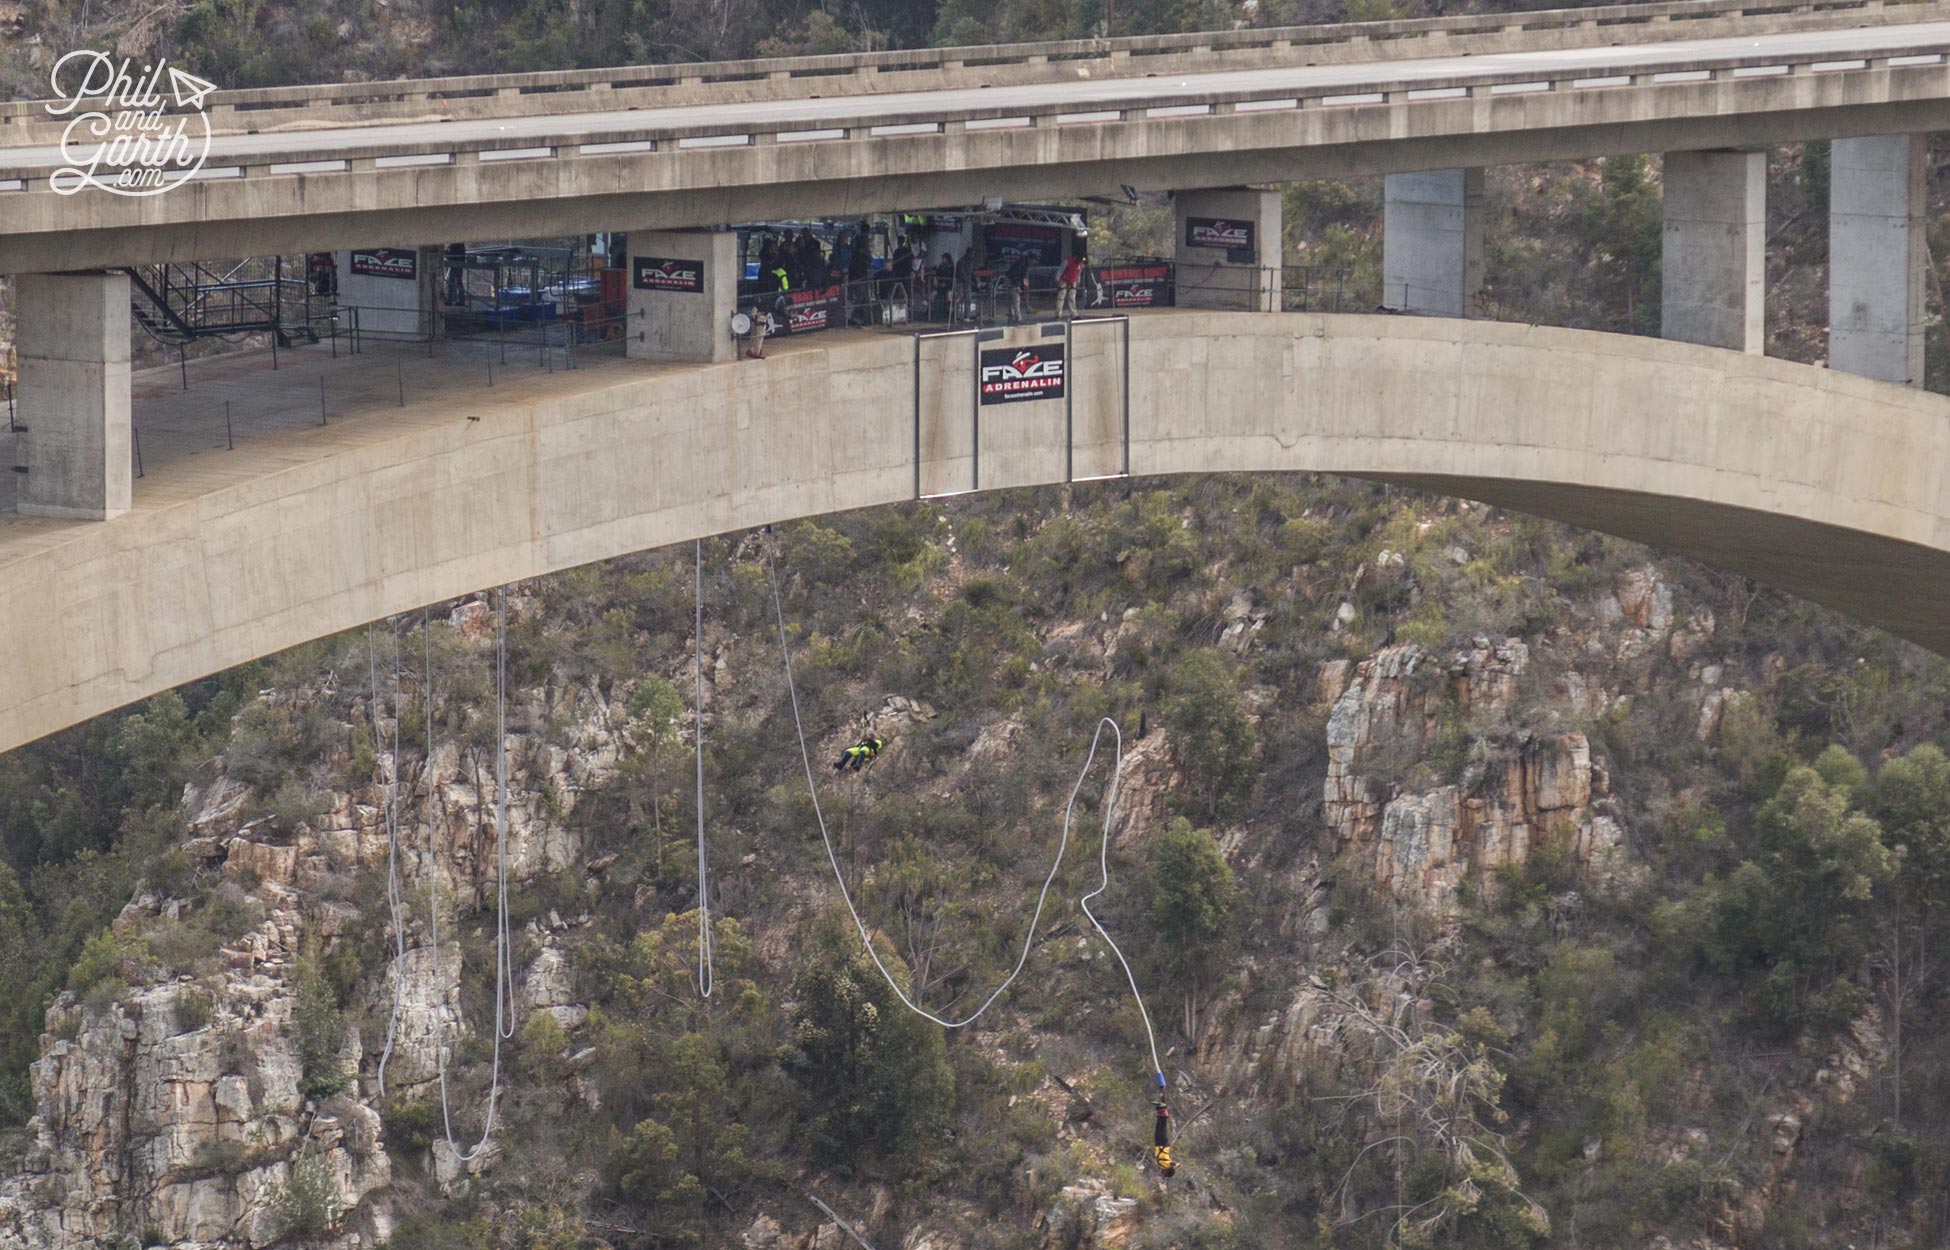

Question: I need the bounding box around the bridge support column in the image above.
[333,246,442,339]
[1382,168,1483,317]
[626,231,738,364]
[16,271,132,521]
[1174,188,1281,311]
[1829,135,1926,385]
[1661,150,1764,352]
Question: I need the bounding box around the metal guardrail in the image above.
[3,34,1939,190]
[0,0,1933,132]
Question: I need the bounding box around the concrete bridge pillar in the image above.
[1661,150,1764,353]
[1382,168,1483,317]
[1174,188,1282,311]
[332,246,442,339]
[626,230,739,364]
[15,271,132,521]
[1829,134,1926,386]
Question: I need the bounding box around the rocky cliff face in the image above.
[1323,636,1628,918]
[0,544,1909,1250]
[0,610,627,1249]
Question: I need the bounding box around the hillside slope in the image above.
[0,475,1945,1249]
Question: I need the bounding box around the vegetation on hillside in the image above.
[2,476,1948,1247]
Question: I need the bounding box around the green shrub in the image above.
[278,1145,338,1236]
[293,948,349,1100]
[171,987,215,1034]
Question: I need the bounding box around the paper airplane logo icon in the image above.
[166,65,216,110]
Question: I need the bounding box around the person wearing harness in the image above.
[1153,1101,1176,1177]
[834,733,885,773]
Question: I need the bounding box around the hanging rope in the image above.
[766,550,1163,1067]
[370,622,408,1097]
[426,591,518,1162]
[694,539,715,998]
[1075,716,1167,1092]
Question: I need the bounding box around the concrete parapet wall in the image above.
[3,313,1950,755]
[3,34,1947,273]
[5,0,1935,144]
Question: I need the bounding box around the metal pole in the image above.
[179,346,188,390]
[397,359,405,406]
[132,425,143,478]
[487,355,494,388]
[320,375,328,425]
[270,329,279,371]
[225,399,234,450]
[1121,317,1131,477]
[970,333,980,492]
[1063,318,1073,484]
[912,334,921,500]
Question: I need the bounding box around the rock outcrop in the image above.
[1324,639,1627,916]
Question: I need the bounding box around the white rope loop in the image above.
[426,591,516,1162]
[767,550,1163,1069]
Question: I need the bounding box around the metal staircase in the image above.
[123,260,320,347]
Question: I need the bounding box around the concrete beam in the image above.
[626,231,739,364]
[14,272,131,521]
[6,313,1950,757]
[3,59,1943,274]
[1829,134,1927,386]
[1661,149,1764,352]
[1175,188,1282,311]
[1382,168,1483,316]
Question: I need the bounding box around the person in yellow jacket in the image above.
[1153,1101,1176,1178]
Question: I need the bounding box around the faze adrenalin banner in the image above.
[985,222,1066,268]
[633,255,706,293]
[779,284,844,334]
[1184,217,1254,252]
[1094,263,1174,309]
[349,249,417,280]
[980,345,1067,405]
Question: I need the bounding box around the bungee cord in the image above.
[766,549,1165,1074]
[695,540,715,998]
[369,622,408,1097]
[425,591,518,1162]
[1074,717,1167,1092]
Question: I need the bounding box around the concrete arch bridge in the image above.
[0,310,1945,756]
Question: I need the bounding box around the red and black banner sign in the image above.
[1185,217,1254,252]
[633,255,706,293]
[350,249,417,279]
[1095,263,1174,308]
[778,284,844,334]
[986,222,1066,268]
[980,345,1067,405]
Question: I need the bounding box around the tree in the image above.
[294,943,349,1100]
[1708,763,1892,1034]
[1146,818,1236,1043]
[1868,744,1950,1123]
[1325,948,1547,1250]
[594,911,778,1222]
[1576,155,1662,335]
[625,677,688,888]
[1165,649,1259,821]
[782,910,953,1169]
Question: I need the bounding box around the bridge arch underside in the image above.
[2,311,1947,756]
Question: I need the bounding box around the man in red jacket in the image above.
[1056,246,1086,319]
